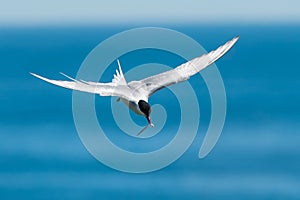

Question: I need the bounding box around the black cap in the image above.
[138,100,151,117]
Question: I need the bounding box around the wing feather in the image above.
[30,73,133,100]
[138,36,239,96]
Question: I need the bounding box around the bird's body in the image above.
[31,36,239,134]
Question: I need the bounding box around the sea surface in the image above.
[0,24,300,199]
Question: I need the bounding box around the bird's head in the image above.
[138,100,154,127]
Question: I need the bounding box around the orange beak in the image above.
[146,116,154,127]
[146,116,151,124]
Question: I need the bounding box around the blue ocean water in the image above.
[0,25,300,199]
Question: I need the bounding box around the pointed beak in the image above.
[146,116,154,127]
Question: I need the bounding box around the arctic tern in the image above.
[31,36,239,134]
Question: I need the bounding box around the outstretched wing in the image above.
[138,36,239,97]
[30,72,134,100]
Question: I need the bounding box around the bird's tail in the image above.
[112,59,127,85]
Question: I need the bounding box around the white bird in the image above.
[31,36,239,135]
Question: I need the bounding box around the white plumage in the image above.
[31,36,239,134]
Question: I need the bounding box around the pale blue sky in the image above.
[0,0,299,25]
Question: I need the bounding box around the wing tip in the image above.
[30,72,52,83]
[233,35,240,43]
[29,72,36,76]
[30,72,44,80]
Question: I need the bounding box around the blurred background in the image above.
[0,1,300,199]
